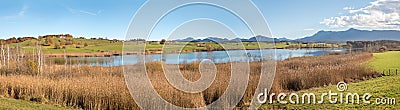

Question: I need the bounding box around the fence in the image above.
[382,69,399,76]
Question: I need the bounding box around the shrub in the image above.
[379,46,387,52]
[84,42,88,47]
[54,42,61,49]
[160,39,166,44]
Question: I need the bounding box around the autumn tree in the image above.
[54,42,61,49]
[45,38,54,45]
[160,39,166,44]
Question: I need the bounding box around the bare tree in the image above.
[37,43,43,75]
[1,44,4,67]
[7,45,10,69]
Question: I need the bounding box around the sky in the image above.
[1,0,398,40]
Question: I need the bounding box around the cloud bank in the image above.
[321,0,400,30]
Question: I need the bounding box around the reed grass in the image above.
[0,52,380,109]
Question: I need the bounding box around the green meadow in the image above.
[9,38,123,53]
[8,38,342,54]
[367,51,400,71]
[0,96,73,110]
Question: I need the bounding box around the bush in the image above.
[379,46,387,52]
[27,60,39,76]
[54,42,61,49]
[160,39,166,44]
[84,42,88,47]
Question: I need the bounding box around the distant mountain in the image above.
[248,35,274,42]
[172,35,293,42]
[173,37,195,42]
[298,28,400,42]
[274,38,294,42]
[172,28,400,43]
[242,36,292,42]
[201,37,230,42]
[231,38,250,42]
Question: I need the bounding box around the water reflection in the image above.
[47,48,346,66]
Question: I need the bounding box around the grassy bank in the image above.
[262,51,400,109]
[367,51,400,71]
[0,96,72,110]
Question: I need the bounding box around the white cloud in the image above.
[67,7,102,16]
[343,7,354,10]
[18,5,28,16]
[1,5,28,19]
[321,0,400,30]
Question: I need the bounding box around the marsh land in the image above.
[0,37,398,109]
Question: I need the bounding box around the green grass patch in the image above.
[0,96,73,110]
[367,51,400,71]
[9,39,283,54]
[9,38,342,54]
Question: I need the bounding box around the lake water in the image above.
[49,48,346,66]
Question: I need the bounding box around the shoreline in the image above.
[40,47,345,58]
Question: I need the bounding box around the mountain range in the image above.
[298,28,400,42]
[172,28,400,43]
[172,35,289,42]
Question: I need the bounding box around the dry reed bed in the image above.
[0,65,137,109]
[0,52,380,109]
[272,52,380,92]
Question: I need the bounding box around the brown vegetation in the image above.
[347,40,400,52]
[0,52,380,109]
[272,52,380,92]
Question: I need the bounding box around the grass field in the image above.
[12,38,279,54]
[10,38,123,53]
[262,51,400,109]
[7,38,342,54]
[367,51,400,71]
[0,96,72,110]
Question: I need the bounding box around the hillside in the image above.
[5,37,123,54]
[299,28,400,42]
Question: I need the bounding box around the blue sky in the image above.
[2,0,398,40]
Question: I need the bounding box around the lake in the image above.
[48,48,346,66]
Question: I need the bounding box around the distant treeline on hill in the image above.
[0,34,123,44]
[347,40,400,51]
[38,34,73,39]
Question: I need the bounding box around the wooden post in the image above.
[396,69,398,75]
[383,70,385,76]
[389,69,391,76]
